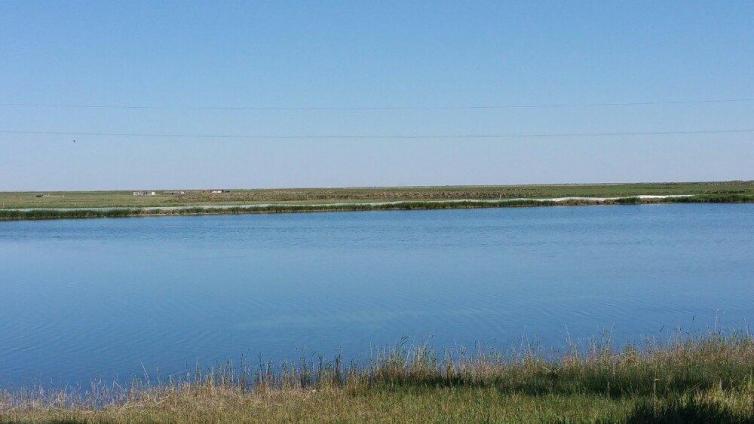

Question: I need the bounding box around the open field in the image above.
[2,335,754,423]
[3,181,754,208]
[1,181,754,221]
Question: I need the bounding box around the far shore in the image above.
[1,181,753,221]
[1,193,753,221]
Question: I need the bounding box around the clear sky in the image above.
[1,1,753,191]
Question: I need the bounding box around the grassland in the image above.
[2,335,753,423]
[3,181,754,209]
[1,181,753,221]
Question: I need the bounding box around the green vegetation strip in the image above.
[1,194,753,221]
[2,335,753,423]
[2,181,754,209]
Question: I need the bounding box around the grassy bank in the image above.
[2,181,754,209]
[2,193,754,221]
[2,335,753,423]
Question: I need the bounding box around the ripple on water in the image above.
[1,205,753,388]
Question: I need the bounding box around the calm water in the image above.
[1,204,753,388]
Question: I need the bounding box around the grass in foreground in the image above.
[2,335,754,423]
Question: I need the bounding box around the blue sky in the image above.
[1,1,753,190]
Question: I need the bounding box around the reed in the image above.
[2,334,753,423]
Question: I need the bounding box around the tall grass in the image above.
[2,335,753,422]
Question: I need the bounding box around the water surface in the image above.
[1,204,753,388]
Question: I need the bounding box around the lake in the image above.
[1,204,753,388]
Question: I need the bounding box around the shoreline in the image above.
[2,335,753,422]
[1,193,753,221]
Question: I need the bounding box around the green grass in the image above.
[1,181,753,221]
[1,193,753,221]
[2,335,753,423]
[2,181,754,209]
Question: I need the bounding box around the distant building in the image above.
[133,191,157,196]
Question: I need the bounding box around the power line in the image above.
[1,98,754,111]
[1,128,753,140]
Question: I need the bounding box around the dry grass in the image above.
[2,335,753,423]
[2,194,753,221]
[2,181,754,209]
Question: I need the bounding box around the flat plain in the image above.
[1,181,753,209]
